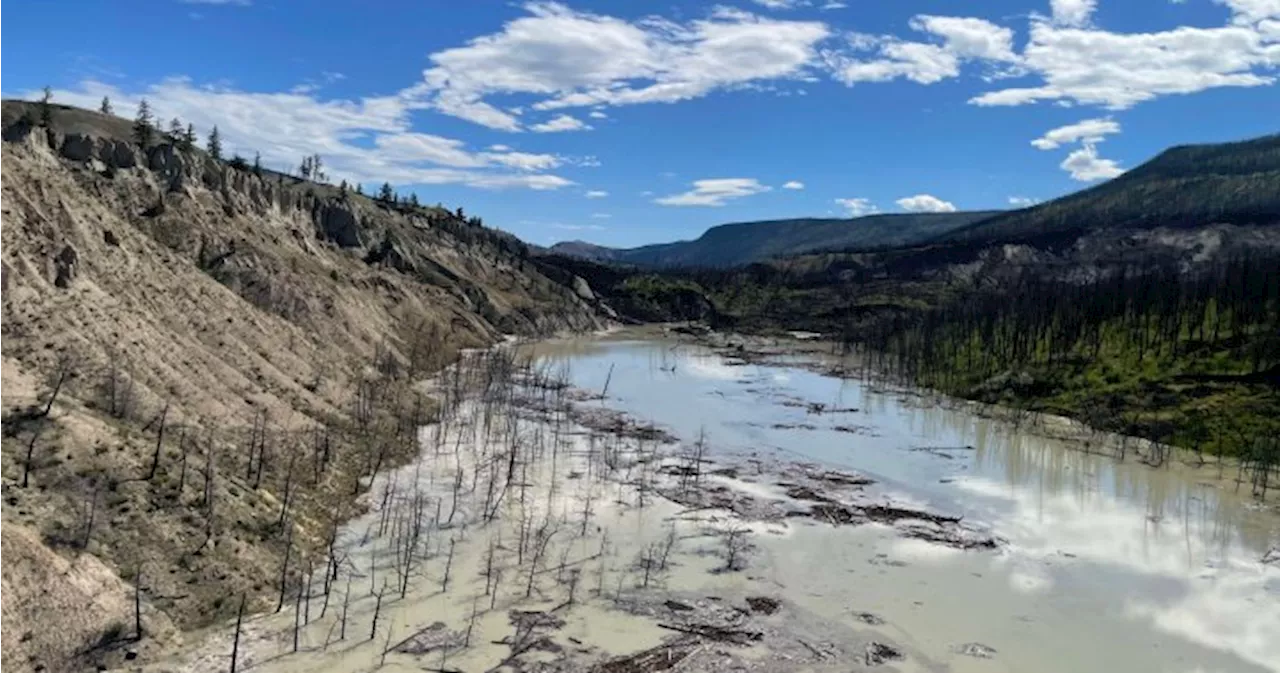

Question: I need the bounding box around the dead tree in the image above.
[230,594,246,673]
[340,575,352,641]
[177,427,190,495]
[276,522,293,613]
[277,449,298,527]
[134,570,144,640]
[40,352,76,417]
[719,524,753,572]
[370,583,387,641]
[81,486,99,549]
[21,423,44,488]
[442,537,456,591]
[146,402,169,481]
[293,579,303,652]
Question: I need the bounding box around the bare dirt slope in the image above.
[0,100,606,672]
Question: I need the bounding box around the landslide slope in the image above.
[0,101,603,672]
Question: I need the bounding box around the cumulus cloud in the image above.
[1031,117,1121,149]
[409,2,831,129]
[1061,144,1125,181]
[585,190,609,198]
[970,16,1280,110]
[822,15,1017,86]
[896,194,957,212]
[1050,0,1098,27]
[835,197,878,216]
[655,178,771,206]
[529,113,591,133]
[1008,196,1041,207]
[782,180,805,190]
[27,79,574,190]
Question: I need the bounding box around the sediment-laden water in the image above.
[157,334,1280,673]
[529,336,1280,673]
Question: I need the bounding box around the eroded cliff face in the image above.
[2,102,605,421]
[0,101,606,672]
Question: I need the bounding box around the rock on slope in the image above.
[0,101,605,672]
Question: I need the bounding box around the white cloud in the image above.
[970,16,1280,110]
[896,194,957,212]
[410,2,831,129]
[752,0,808,8]
[655,178,771,206]
[1061,144,1124,181]
[488,143,512,151]
[585,190,609,198]
[1050,0,1098,27]
[820,1,847,9]
[782,180,805,190]
[480,151,563,171]
[835,197,878,216]
[1215,0,1280,24]
[1031,117,1121,149]
[588,110,608,119]
[529,113,591,133]
[1008,196,1040,207]
[590,212,612,219]
[553,223,605,231]
[822,15,1017,86]
[28,79,573,191]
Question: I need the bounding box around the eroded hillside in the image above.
[0,101,606,672]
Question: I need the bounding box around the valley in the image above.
[2,97,1278,673]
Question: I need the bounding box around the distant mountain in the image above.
[546,211,1002,268]
[940,134,1280,245]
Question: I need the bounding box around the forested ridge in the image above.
[941,133,1280,245]
[844,253,1280,489]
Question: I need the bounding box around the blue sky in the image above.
[5,0,1279,247]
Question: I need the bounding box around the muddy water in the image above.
[528,337,1280,673]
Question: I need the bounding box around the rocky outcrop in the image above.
[315,202,363,248]
[572,275,595,301]
[52,245,78,288]
[59,133,95,162]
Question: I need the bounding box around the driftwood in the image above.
[591,636,701,673]
[656,622,762,645]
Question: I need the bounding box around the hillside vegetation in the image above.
[942,133,1280,245]
[548,211,1000,268]
[0,100,605,672]
[556,133,1280,470]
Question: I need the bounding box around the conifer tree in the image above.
[100,96,113,115]
[39,86,54,127]
[133,99,154,148]
[207,125,223,160]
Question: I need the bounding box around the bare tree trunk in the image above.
[81,486,99,549]
[442,537,456,591]
[147,402,169,481]
[340,575,351,641]
[134,570,143,641]
[370,584,386,641]
[276,523,293,613]
[228,595,246,673]
[41,354,75,418]
[177,427,189,495]
[293,581,303,652]
[22,425,43,488]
